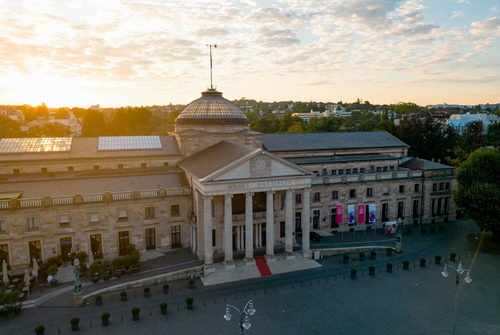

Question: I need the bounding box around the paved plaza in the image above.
[1,222,499,335]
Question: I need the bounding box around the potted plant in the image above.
[450,252,456,262]
[101,312,110,326]
[131,307,140,321]
[359,252,365,261]
[369,266,375,276]
[420,258,426,267]
[95,294,102,306]
[370,251,376,260]
[343,254,349,264]
[434,255,442,265]
[350,268,357,279]
[403,260,410,270]
[386,248,392,256]
[160,302,168,315]
[163,284,169,294]
[70,317,80,332]
[186,297,194,310]
[386,263,393,273]
[120,291,127,302]
[144,287,150,298]
[34,325,45,335]
[188,278,195,289]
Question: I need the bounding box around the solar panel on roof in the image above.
[98,136,162,151]
[0,138,72,153]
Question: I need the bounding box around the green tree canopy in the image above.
[487,122,500,148]
[454,148,500,239]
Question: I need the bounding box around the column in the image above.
[245,192,254,260]
[285,190,293,254]
[224,194,233,263]
[203,196,213,265]
[266,191,274,257]
[302,188,311,257]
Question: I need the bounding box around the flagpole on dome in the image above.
[206,44,217,90]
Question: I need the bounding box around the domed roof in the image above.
[176,89,248,125]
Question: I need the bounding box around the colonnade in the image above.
[203,189,311,267]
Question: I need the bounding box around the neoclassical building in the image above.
[0,88,457,271]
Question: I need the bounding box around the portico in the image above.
[178,141,312,271]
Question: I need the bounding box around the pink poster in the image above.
[336,205,343,224]
[358,205,365,223]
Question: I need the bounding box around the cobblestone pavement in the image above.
[2,221,499,335]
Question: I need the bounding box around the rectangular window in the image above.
[29,240,42,263]
[414,184,420,192]
[398,201,404,219]
[145,206,155,219]
[433,183,437,191]
[68,166,74,172]
[313,192,321,202]
[383,166,388,172]
[0,220,6,233]
[353,168,358,174]
[370,165,375,172]
[322,168,327,175]
[295,193,302,204]
[141,163,147,168]
[413,200,419,218]
[27,217,39,230]
[382,203,389,222]
[439,183,444,191]
[59,215,70,226]
[331,191,338,200]
[312,170,319,175]
[437,198,443,216]
[444,198,449,215]
[346,168,351,174]
[445,182,450,190]
[171,225,181,248]
[295,212,302,232]
[0,244,9,265]
[338,169,344,175]
[366,188,373,197]
[13,169,20,174]
[41,167,47,173]
[163,162,169,167]
[171,204,180,216]
[349,189,356,198]
[389,166,394,171]
[118,164,124,169]
[90,213,99,224]
[313,210,320,229]
[399,185,405,194]
[118,210,128,221]
[376,167,381,172]
[360,168,365,173]
[94,165,100,170]
[331,169,337,175]
[118,231,130,256]
[280,221,285,238]
[330,208,338,228]
[145,228,156,250]
[90,234,103,259]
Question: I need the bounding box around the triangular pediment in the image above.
[202,149,311,182]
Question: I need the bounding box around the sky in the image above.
[0,0,499,108]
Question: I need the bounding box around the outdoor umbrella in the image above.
[2,259,9,286]
[88,252,94,268]
[24,269,30,295]
[32,258,39,284]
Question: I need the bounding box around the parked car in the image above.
[310,231,322,242]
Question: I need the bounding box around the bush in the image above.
[47,264,58,276]
[144,287,150,293]
[120,291,127,297]
[160,302,167,309]
[34,325,45,334]
[70,317,80,326]
[163,284,169,290]
[101,312,110,321]
[369,266,375,271]
[435,255,442,264]
[186,297,193,304]
[189,278,195,285]
[359,252,365,257]
[350,268,357,275]
[420,258,426,266]
[370,251,376,256]
[89,262,101,275]
[112,257,123,269]
[131,307,140,315]
[343,254,349,260]
[75,251,87,264]
[387,263,393,269]
[450,252,456,261]
[47,255,63,267]
[403,260,410,266]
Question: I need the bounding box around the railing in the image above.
[313,171,423,185]
[20,199,42,208]
[140,190,158,198]
[0,201,9,209]
[112,192,131,200]
[84,194,103,202]
[52,196,73,205]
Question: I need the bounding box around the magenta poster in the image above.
[336,205,343,224]
[358,205,365,223]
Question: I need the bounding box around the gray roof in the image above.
[179,141,256,179]
[0,170,187,198]
[286,153,400,165]
[400,158,454,171]
[262,131,408,152]
[0,136,180,162]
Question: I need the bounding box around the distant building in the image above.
[89,104,100,111]
[427,103,473,110]
[293,105,349,123]
[448,113,500,135]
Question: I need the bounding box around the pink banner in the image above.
[358,205,365,223]
[336,205,343,224]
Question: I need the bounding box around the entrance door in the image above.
[382,203,389,222]
[145,228,156,250]
[261,223,266,247]
[29,240,42,263]
[232,227,237,251]
[171,225,181,248]
[90,234,103,259]
[60,237,72,262]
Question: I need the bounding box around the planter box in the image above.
[71,325,79,332]
[161,308,167,315]
[102,319,109,326]
[132,314,139,321]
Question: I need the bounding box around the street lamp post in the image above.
[441,261,472,335]
[224,299,256,334]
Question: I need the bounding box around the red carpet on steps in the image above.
[255,256,272,277]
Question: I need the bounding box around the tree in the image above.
[0,116,24,137]
[487,122,500,148]
[82,110,110,136]
[454,148,500,239]
[464,121,485,152]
